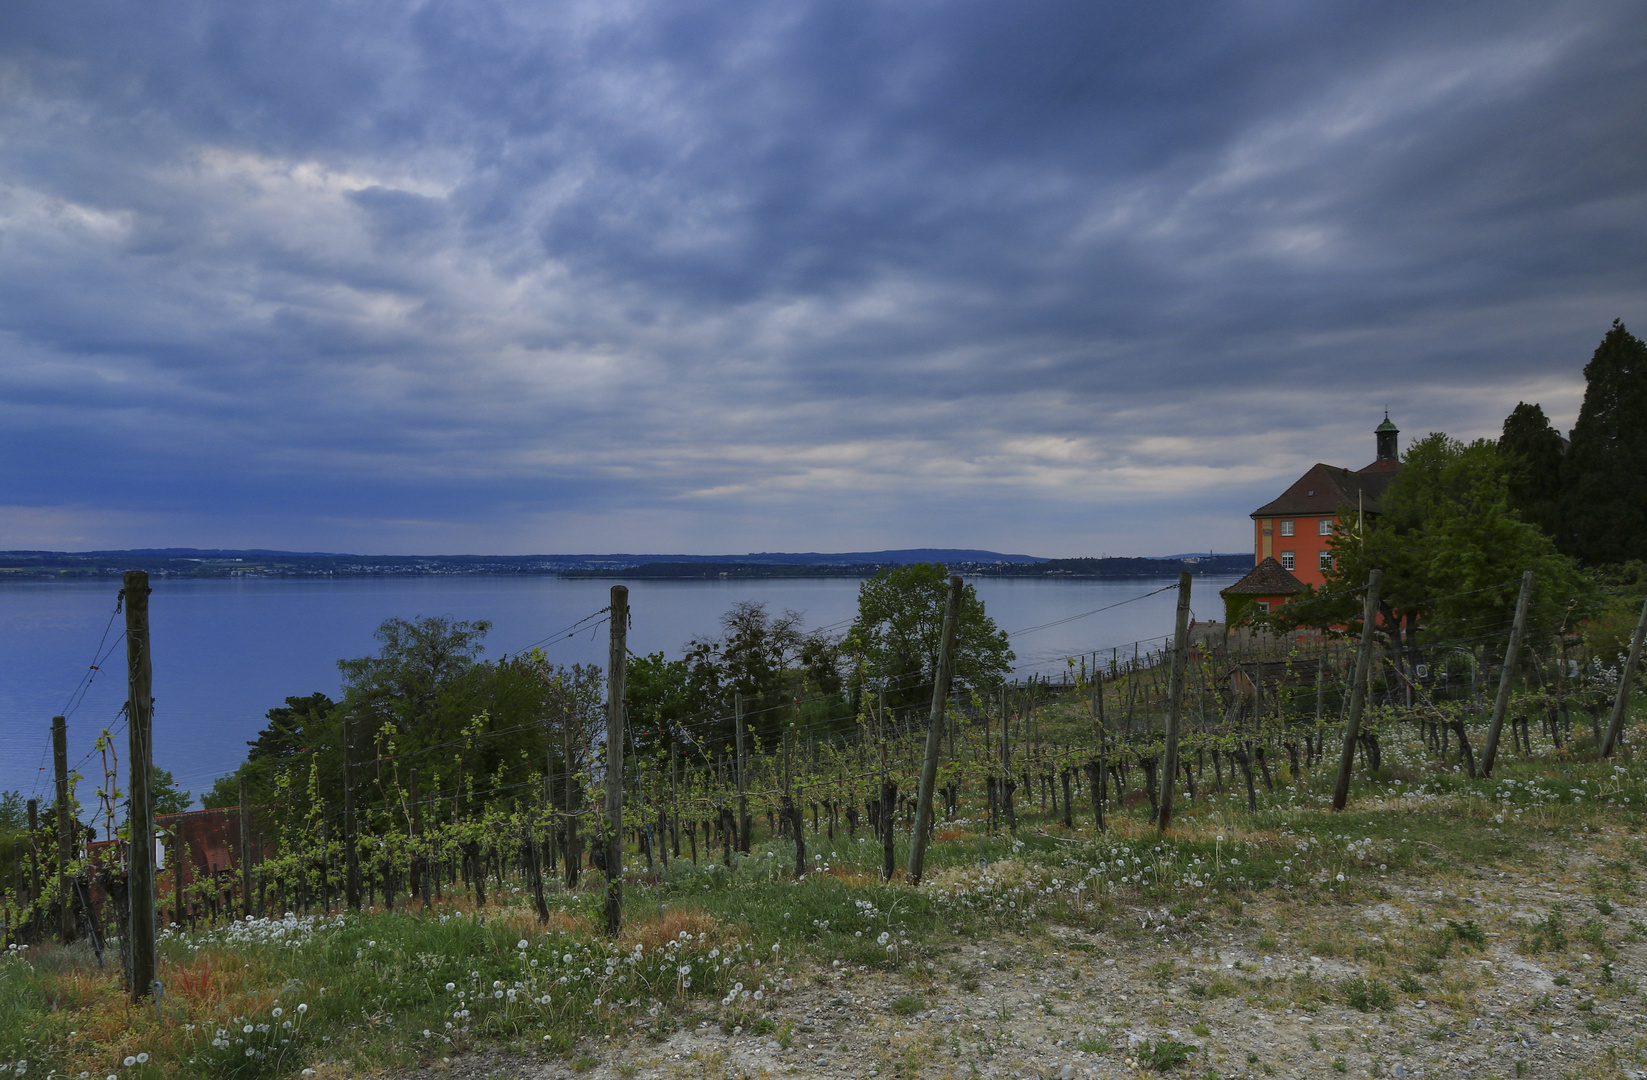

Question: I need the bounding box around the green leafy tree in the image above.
[0,790,24,830]
[208,616,555,815]
[337,615,492,733]
[203,693,337,809]
[1499,401,1565,540]
[1561,320,1647,565]
[683,602,845,749]
[153,766,193,815]
[246,692,336,764]
[626,651,719,756]
[846,563,1013,718]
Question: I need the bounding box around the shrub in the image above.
[1447,919,1486,948]
[1141,1037,1197,1071]
[1342,976,1392,1012]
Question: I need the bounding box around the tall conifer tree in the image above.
[1499,401,1565,541]
[1561,320,1647,565]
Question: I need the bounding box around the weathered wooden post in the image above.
[1089,669,1107,830]
[27,799,40,907]
[907,575,962,886]
[1480,571,1534,776]
[604,585,627,936]
[1158,573,1192,832]
[122,570,157,1000]
[238,774,254,918]
[735,693,750,852]
[1000,686,1015,833]
[53,715,75,941]
[1602,593,1647,758]
[343,714,360,910]
[172,830,184,928]
[1332,570,1383,812]
[411,766,427,906]
[563,701,580,889]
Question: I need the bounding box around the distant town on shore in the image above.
[0,548,1250,581]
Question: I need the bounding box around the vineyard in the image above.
[3,569,1647,1080]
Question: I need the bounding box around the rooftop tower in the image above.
[1375,412,1400,462]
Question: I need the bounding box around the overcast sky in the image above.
[1,1,1641,557]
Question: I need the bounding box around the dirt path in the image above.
[375,856,1647,1080]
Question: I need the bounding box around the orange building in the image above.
[1222,415,1402,619]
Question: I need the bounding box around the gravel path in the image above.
[363,846,1647,1080]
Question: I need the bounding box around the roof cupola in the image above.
[1375,412,1399,462]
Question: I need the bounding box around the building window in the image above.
[1257,601,1271,614]
[1280,520,1295,536]
[1319,550,1333,571]
[1318,518,1334,536]
[1280,551,1295,571]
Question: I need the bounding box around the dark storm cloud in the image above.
[0,1,1642,554]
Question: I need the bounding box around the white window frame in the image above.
[1280,519,1295,537]
[1257,601,1271,614]
[1279,550,1295,571]
[1318,550,1333,571]
[1318,518,1334,536]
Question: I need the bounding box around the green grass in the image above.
[1140,1037,1198,1071]
[1342,976,1392,1012]
[8,710,1647,1078]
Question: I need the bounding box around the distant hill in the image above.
[696,548,1045,566]
[0,549,1249,580]
[563,562,885,580]
[0,548,1042,580]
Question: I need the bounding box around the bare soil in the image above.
[362,837,1647,1080]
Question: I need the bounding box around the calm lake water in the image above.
[0,573,1237,805]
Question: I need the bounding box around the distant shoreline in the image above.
[0,549,1250,581]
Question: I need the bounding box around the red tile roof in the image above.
[1220,557,1304,597]
[1250,462,1399,519]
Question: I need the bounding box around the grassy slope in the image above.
[5,714,1647,1079]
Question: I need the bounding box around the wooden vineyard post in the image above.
[543,753,556,873]
[1090,670,1106,831]
[1602,592,1647,758]
[779,704,805,878]
[343,713,360,910]
[669,739,681,859]
[122,570,157,1001]
[1158,573,1192,832]
[53,715,74,942]
[239,774,254,918]
[319,809,330,912]
[604,585,627,937]
[27,799,39,913]
[994,688,1007,829]
[411,767,427,908]
[1480,570,1534,776]
[171,831,184,928]
[1332,570,1383,812]
[907,575,962,886]
[528,757,550,921]
[1314,656,1326,765]
[877,690,896,881]
[563,707,580,890]
[735,693,750,853]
